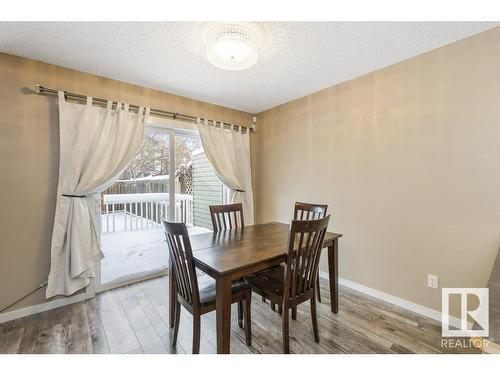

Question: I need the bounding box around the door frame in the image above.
[93,122,200,293]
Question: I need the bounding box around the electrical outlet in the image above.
[428,274,439,289]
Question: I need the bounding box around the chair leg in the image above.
[282,307,290,354]
[316,274,322,302]
[278,304,283,316]
[244,293,252,346]
[292,307,297,320]
[172,301,181,348]
[238,300,244,328]
[310,297,319,343]
[192,314,201,354]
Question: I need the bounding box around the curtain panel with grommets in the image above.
[197,119,254,225]
[46,92,149,298]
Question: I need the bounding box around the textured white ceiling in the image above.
[0,22,498,113]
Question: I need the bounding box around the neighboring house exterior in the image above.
[192,149,224,230]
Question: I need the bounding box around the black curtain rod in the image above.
[34,84,256,133]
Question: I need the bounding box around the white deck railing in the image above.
[101,193,193,233]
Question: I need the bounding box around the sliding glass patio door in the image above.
[96,125,223,292]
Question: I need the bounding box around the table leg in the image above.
[169,267,176,327]
[215,275,232,354]
[328,239,339,313]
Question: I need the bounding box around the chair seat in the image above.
[246,265,285,298]
[198,275,250,307]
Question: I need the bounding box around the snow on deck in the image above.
[116,174,169,182]
[102,193,192,205]
[100,212,211,284]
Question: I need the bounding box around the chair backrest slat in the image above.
[209,203,244,233]
[292,202,329,296]
[162,220,200,307]
[283,215,330,301]
[294,202,328,221]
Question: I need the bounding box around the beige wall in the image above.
[0,53,252,312]
[2,27,500,317]
[252,27,500,312]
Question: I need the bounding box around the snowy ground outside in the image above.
[100,212,211,284]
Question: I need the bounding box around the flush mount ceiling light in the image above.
[203,23,262,71]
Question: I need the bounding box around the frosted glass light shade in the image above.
[204,24,260,71]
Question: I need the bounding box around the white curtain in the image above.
[46,92,149,298]
[197,119,254,225]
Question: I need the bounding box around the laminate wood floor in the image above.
[0,276,480,354]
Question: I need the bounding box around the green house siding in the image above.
[192,151,223,230]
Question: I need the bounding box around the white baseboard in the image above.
[0,270,169,324]
[0,292,87,324]
[319,271,465,329]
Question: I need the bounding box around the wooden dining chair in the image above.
[268,201,329,315]
[245,215,330,353]
[209,203,244,232]
[162,220,252,353]
[294,201,328,221]
[294,202,328,303]
[209,203,249,320]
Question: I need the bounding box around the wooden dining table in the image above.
[168,222,342,354]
